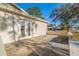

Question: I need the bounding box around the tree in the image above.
[26,7,45,19]
[50,3,79,32]
[51,23,56,27]
[60,22,67,30]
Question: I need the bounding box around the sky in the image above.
[16,3,61,26]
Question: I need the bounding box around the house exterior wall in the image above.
[0,4,47,44]
[32,21,47,37]
[0,11,22,44]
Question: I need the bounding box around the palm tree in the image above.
[26,7,45,19]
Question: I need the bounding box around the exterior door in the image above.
[27,22,31,36]
[21,22,25,37]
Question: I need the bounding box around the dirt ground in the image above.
[5,30,69,56]
[72,32,79,40]
[5,35,57,56]
[47,30,67,36]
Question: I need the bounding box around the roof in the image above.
[0,3,48,24]
[12,3,48,23]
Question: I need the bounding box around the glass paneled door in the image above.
[27,22,31,36]
[20,21,32,37]
[20,21,25,37]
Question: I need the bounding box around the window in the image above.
[28,22,31,36]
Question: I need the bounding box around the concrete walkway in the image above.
[49,42,69,50]
[69,40,79,56]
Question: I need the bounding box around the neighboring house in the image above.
[48,25,53,30]
[48,24,61,31]
[0,3,47,44]
[48,24,56,31]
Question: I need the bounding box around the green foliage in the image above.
[26,7,45,19]
[50,3,79,31]
[60,22,67,30]
[51,23,56,27]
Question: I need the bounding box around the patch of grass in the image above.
[73,32,79,40]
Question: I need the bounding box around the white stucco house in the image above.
[0,3,47,44]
